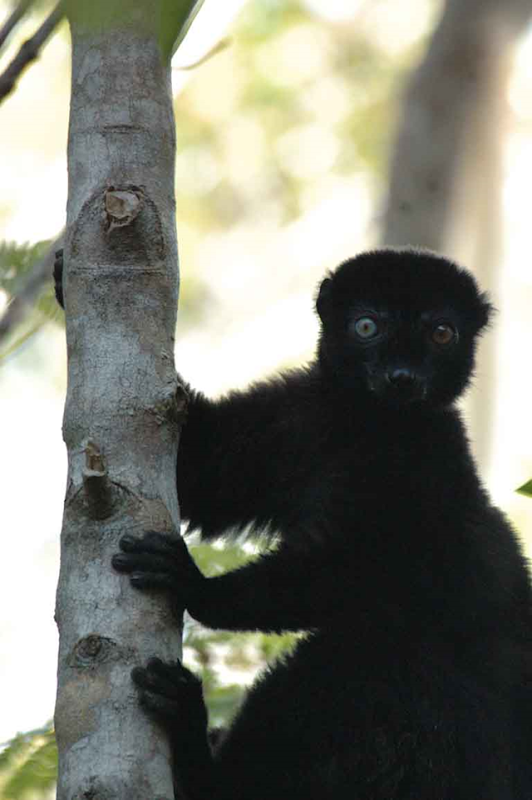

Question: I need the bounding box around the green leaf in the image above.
[517,479,532,498]
[189,541,256,576]
[0,725,56,800]
[0,734,29,772]
[64,0,205,61]
[164,0,206,60]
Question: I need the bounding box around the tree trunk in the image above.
[54,4,182,799]
[381,0,530,251]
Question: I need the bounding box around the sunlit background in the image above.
[1,0,531,766]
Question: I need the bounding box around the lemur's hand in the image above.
[112,531,204,613]
[131,656,207,735]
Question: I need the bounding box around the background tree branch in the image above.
[0,0,33,51]
[0,1,63,103]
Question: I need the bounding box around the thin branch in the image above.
[0,1,64,104]
[83,441,116,521]
[0,0,34,52]
[0,231,64,341]
[176,37,231,70]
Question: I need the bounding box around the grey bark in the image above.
[54,6,181,800]
[381,0,531,466]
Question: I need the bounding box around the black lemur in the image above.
[56,248,532,799]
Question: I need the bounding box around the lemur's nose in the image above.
[387,368,416,387]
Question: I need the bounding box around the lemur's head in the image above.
[316,248,493,408]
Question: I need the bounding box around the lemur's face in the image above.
[342,304,461,405]
[316,249,493,408]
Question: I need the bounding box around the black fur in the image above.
[110,248,532,798]
[53,248,64,309]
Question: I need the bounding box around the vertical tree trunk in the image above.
[381,0,530,251]
[54,4,182,798]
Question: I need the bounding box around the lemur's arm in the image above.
[112,532,340,633]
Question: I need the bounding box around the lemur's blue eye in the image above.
[352,316,379,340]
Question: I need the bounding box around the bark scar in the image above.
[105,185,144,232]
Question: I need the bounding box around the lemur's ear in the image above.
[476,293,495,332]
[315,276,333,323]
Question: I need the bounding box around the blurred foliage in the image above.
[0,240,61,363]
[0,724,56,800]
[0,241,50,297]
[171,0,421,244]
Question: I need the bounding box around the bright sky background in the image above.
[0,0,531,747]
